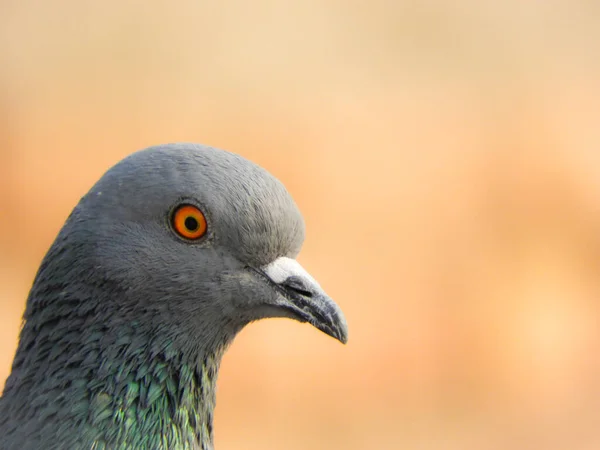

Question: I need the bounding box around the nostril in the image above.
[282,276,314,298]
[287,285,313,298]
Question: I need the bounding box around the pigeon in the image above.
[0,143,348,450]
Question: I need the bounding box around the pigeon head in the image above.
[63,143,347,348]
[0,143,347,450]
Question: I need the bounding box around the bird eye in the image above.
[172,204,207,240]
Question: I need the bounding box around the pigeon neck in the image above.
[84,344,227,450]
[3,298,228,450]
[94,345,227,450]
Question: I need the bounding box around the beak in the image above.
[255,257,348,344]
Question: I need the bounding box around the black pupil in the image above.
[184,216,199,231]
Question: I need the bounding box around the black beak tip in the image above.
[335,324,349,345]
[318,313,348,345]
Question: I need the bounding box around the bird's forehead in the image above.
[86,144,305,265]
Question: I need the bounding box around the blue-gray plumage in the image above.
[0,143,348,450]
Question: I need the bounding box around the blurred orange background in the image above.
[2,1,600,449]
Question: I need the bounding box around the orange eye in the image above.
[172,205,207,240]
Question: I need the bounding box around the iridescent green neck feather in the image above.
[87,348,225,450]
[0,280,229,450]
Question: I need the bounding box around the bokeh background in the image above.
[2,1,600,449]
